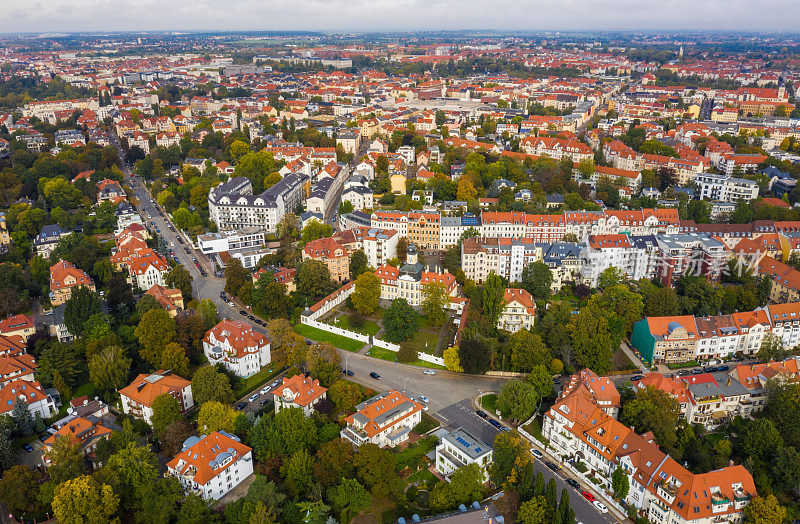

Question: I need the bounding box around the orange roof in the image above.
[50,260,93,291]
[203,320,269,358]
[344,390,423,438]
[588,234,631,249]
[118,370,191,408]
[0,335,25,357]
[167,431,252,486]
[145,284,183,311]
[43,416,112,448]
[0,380,48,414]
[502,288,536,313]
[0,353,36,380]
[273,374,327,407]
[0,314,34,335]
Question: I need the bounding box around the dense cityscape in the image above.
[0,28,799,524]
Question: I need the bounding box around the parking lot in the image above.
[234,372,286,414]
[436,398,501,446]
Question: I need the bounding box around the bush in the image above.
[576,461,587,473]
[397,340,419,363]
[349,311,366,329]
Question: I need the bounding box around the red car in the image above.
[581,491,595,502]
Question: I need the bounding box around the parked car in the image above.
[260,386,270,395]
[581,491,595,502]
[418,395,430,403]
[248,315,255,321]
[566,479,580,489]
[593,501,608,513]
[476,410,488,419]
[531,449,543,458]
[717,365,730,371]
[236,402,247,410]
[423,370,436,375]
[630,374,644,381]
[248,393,259,402]
[239,311,247,316]
[259,398,270,407]
[545,461,559,472]
[489,419,503,429]
[369,372,381,379]
[22,443,34,453]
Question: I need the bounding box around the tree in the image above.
[89,345,131,391]
[306,342,342,387]
[0,434,14,473]
[197,401,237,435]
[281,449,315,497]
[134,309,177,368]
[300,220,334,244]
[772,445,800,492]
[52,475,119,524]
[521,262,553,299]
[428,463,484,512]
[482,272,505,327]
[490,431,530,488]
[457,177,477,201]
[328,381,362,413]
[63,286,101,337]
[161,342,190,377]
[248,407,318,461]
[151,393,182,438]
[351,272,380,315]
[329,478,371,524]
[459,338,491,375]
[0,465,38,517]
[338,200,354,215]
[225,259,250,296]
[10,398,33,436]
[517,496,549,524]
[621,386,681,450]
[296,259,333,300]
[135,294,161,317]
[396,237,409,263]
[382,298,420,343]
[421,280,449,327]
[568,309,616,375]
[192,366,235,405]
[443,346,464,372]
[352,443,400,497]
[766,383,800,448]
[162,419,192,457]
[49,436,86,484]
[527,365,553,399]
[508,330,550,373]
[349,249,368,280]
[744,494,786,524]
[497,380,539,422]
[165,264,193,301]
[103,443,160,512]
[611,467,629,499]
[597,266,624,288]
[314,439,356,487]
[757,332,787,362]
[741,418,782,462]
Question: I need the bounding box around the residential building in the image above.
[34,224,70,258]
[559,368,621,418]
[273,374,327,415]
[435,428,493,483]
[361,227,399,268]
[0,353,37,387]
[119,371,194,426]
[49,260,95,306]
[42,416,113,468]
[695,172,760,203]
[497,288,536,333]
[167,431,253,500]
[145,284,184,316]
[202,320,271,378]
[0,380,57,418]
[0,314,35,342]
[341,390,424,448]
[302,236,351,283]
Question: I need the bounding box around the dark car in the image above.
[489,419,503,429]
[259,398,270,406]
[342,369,354,376]
[235,402,247,410]
[305,340,313,345]
[630,374,644,381]
[717,365,730,372]
[692,368,705,375]
[678,370,691,376]
[476,410,488,419]
[22,443,34,453]
[248,315,255,321]
[239,311,247,316]
[545,461,559,472]
[566,479,580,489]
[369,372,381,380]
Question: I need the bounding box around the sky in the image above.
[0,0,798,34]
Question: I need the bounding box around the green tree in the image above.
[49,436,86,484]
[508,330,550,373]
[428,463,484,512]
[135,294,161,317]
[328,381,362,413]
[225,259,250,296]
[52,475,119,524]
[741,418,782,462]
[314,439,356,487]
[150,393,182,438]
[196,298,218,329]
[611,467,629,499]
[443,346,464,372]
[351,272,380,315]
[597,266,624,288]
[165,264,193,302]
[88,345,131,391]
[281,449,315,497]
[352,443,401,497]
[329,478,371,524]
[482,272,505,327]
[192,366,235,405]
[757,332,787,362]
[300,220,333,244]
[421,280,449,327]
[772,446,800,492]
[306,342,342,387]
[744,494,786,524]
[349,249,368,280]
[197,401,237,435]
[161,342,190,378]
[382,298,419,343]
[459,338,491,375]
[621,386,681,450]
[496,380,539,422]
[0,465,39,517]
[103,443,159,512]
[517,496,549,524]
[296,259,333,300]
[527,365,554,400]
[521,261,553,299]
[134,308,177,368]
[490,431,530,488]
[248,407,318,461]
[568,308,617,375]
[63,286,101,337]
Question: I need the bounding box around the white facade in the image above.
[695,172,760,203]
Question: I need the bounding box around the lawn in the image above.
[411,330,440,355]
[666,360,700,370]
[294,323,365,352]
[480,394,498,414]
[396,436,437,472]
[611,347,637,372]
[367,346,446,370]
[521,418,548,444]
[233,366,285,397]
[413,412,440,435]
[333,315,380,336]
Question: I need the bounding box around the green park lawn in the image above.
[480,394,498,414]
[294,323,364,352]
[333,315,380,336]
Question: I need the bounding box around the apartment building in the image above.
[127,251,170,290]
[439,213,480,248]
[408,212,441,250]
[580,234,638,287]
[0,380,57,419]
[695,172,760,203]
[558,368,621,418]
[208,173,308,233]
[375,246,457,306]
[273,374,327,415]
[371,211,409,236]
[361,228,399,268]
[49,260,96,306]
[144,284,184,317]
[341,390,424,448]
[497,288,537,333]
[302,237,351,283]
[0,353,36,387]
[119,371,194,426]
[520,136,593,162]
[168,431,253,501]
[461,237,543,284]
[42,416,113,468]
[0,315,35,342]
[202,320,271,378]
[435,429,493,483]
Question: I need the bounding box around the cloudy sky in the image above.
[0,0,797,33]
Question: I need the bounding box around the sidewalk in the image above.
[619,341,648,372]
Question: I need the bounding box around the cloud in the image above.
[0,0,796,33]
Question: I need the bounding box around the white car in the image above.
[593,501,608,513]
[228,301,235,307]
[418,395,430,403]
[260,386,270,395]
[423,370,436,375]
[248,393,259,403]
